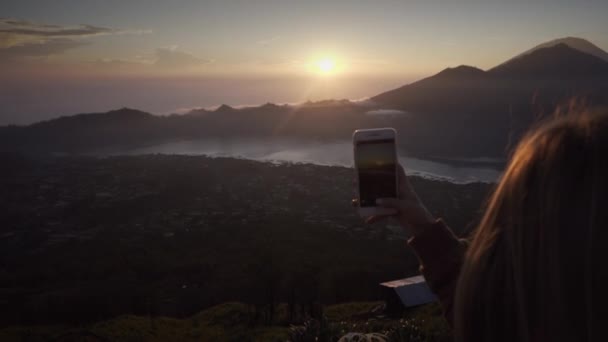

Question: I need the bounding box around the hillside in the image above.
[370,41,608,156]
[503,37,608,64]
[0,301,450,342]
[488,43,608,78]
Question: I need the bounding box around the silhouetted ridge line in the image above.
[1,37,608,158]
[30,108,155,128]
[489,43,608,78]
[503,37,608,65]
[435,65,486,78]
[215,104,236,113]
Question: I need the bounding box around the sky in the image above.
[1,0,608,124]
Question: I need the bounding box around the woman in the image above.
[364,112,608,341]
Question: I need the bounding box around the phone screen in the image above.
[355,139,397,207]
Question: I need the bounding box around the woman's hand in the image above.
[354,164,435,237]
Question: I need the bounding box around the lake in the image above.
[103,138,503,183]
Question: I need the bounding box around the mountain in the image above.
[214,104,237,113]
[2,37,608,158]
[489,43,608,78]
[503,37,608,64]
[373,42,608,108]
[370,39,608,156]
[370,65,490,113]
[0,108,165,154]
[433,65,486,79]
[371,40,608,103]
[31,107,155,128]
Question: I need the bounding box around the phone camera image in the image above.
[356,139,397,207]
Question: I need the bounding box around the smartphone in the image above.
[353,128,399,218]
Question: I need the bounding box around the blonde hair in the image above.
[455,111,608,342]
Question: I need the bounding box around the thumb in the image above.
[376,198,404,210]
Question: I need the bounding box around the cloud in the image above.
[0,17,149,61]
[0,19,112,39]
[0,38,87,60]
[65,47,211,74]
[154,47,211,68]
[0,18,149,41]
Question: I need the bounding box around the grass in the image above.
[0,302,449,341]
[324,301,383,321]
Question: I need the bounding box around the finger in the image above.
[396,164,415,198]
[397,163,406,178]
[376,198,404,210]
[365,214,392,224]
[397,164,407,190]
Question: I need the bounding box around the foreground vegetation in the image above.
[0,301,451,341]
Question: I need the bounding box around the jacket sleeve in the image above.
[407,219,468,325]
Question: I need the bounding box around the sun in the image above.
[317,58,336,74]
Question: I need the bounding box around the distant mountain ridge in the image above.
[488,43,608,78]
[503,37,608,64]
[2,37,608,158]
[30,108,154,127]
[370,40,608,156]
[434,65,486,78]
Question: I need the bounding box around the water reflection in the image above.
[108,139,502,183]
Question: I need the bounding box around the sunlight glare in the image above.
[317,58,336,74]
